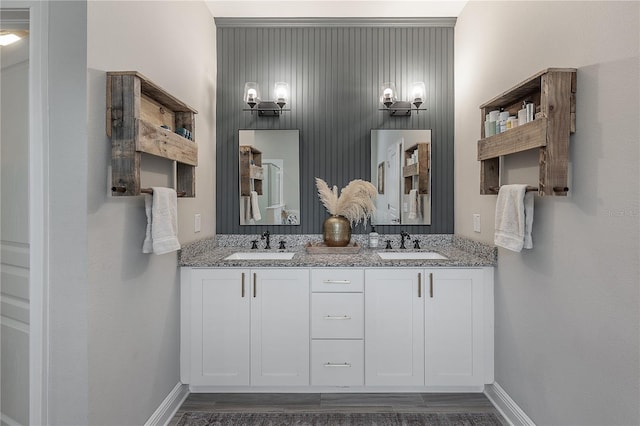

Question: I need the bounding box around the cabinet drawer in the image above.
[311,340,364,386]
[311,293,363,339]
[311,269,364,292]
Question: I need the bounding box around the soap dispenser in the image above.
[369,225,380,248]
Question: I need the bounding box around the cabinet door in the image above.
[364,269,424,386]
[425,268,484,386]
[251,269,310,386]
[190,268,250,386]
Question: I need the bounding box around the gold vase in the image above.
[323,215,351,247]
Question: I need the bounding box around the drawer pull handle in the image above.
[241,273,245,298]
[323,280,351,284]
[324,315,352,320]
[324,362,352,368]
[429,272,434,298]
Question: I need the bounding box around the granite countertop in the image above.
[179,234,497,268]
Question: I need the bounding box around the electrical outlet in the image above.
[194,214,201,233]
[473,214,481,233]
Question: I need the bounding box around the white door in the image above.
[425,269,484,386]
[251,269,310,386]
[386,141,402,224]
[364,269,424,386]
[190,269,251,386]
[1,12,30,425]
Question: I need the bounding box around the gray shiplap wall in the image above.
[216,20,454,235]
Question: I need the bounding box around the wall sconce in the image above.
[243,82,290,116]
[379,81,427,116]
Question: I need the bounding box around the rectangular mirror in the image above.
[239,129,300,225]
[371,129,431,225]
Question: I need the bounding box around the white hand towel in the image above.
[142,194,154,253]
[494,184,534,252]
[142,187,181,255]
[250,190,261,221]
[243,196,252,223]
[408,189,418,219]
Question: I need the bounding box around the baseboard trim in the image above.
[484,382,536,426]
[144,382,190,426]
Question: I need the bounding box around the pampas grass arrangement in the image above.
[315,177,377,226]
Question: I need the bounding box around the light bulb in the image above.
[383,88,393,99]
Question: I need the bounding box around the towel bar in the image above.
[488,186,569,194]
[111,186,187,197]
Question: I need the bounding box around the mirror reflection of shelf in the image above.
[403,142,430,195]
[240,145,263,196]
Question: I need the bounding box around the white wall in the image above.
[86,1,216,424]
[46,2,90,424]
[455,1,639,424]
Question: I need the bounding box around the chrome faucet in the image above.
[400,231,411,249]
[261,231,271,249]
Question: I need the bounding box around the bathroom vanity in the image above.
[179,236,495,393]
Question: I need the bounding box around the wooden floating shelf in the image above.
[107,71,198,197]
[478,68,576,197]
[477,118,547,161]
[136,119,198,166]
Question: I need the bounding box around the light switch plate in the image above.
[194,214,201,233]
[473,214,481,233]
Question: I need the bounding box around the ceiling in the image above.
[205,0,468,18]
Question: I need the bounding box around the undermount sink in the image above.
[224,252,295,261]
[376,251,448,260]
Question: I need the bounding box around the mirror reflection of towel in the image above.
[250,190,261,221]
[408,189,418,219]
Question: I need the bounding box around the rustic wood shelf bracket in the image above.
[106,71,198,197]
[477,68,576,196]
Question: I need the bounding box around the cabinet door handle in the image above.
[241,272,245,298]
[253,273,257,298]
[324,362,352,368]
[323,280,351,284]
[418,273,422,298]
[324,315,352,320]
[429,272,434,298]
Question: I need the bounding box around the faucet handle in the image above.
[278,240,286,250]
[385,240,393,249]
[413,239,421,250]
[251,240,258,249]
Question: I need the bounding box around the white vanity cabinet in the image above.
[181,268,309,388]
[365,268,493,388]
[181,265,493,392]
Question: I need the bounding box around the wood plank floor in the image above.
[169,393,508,425]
